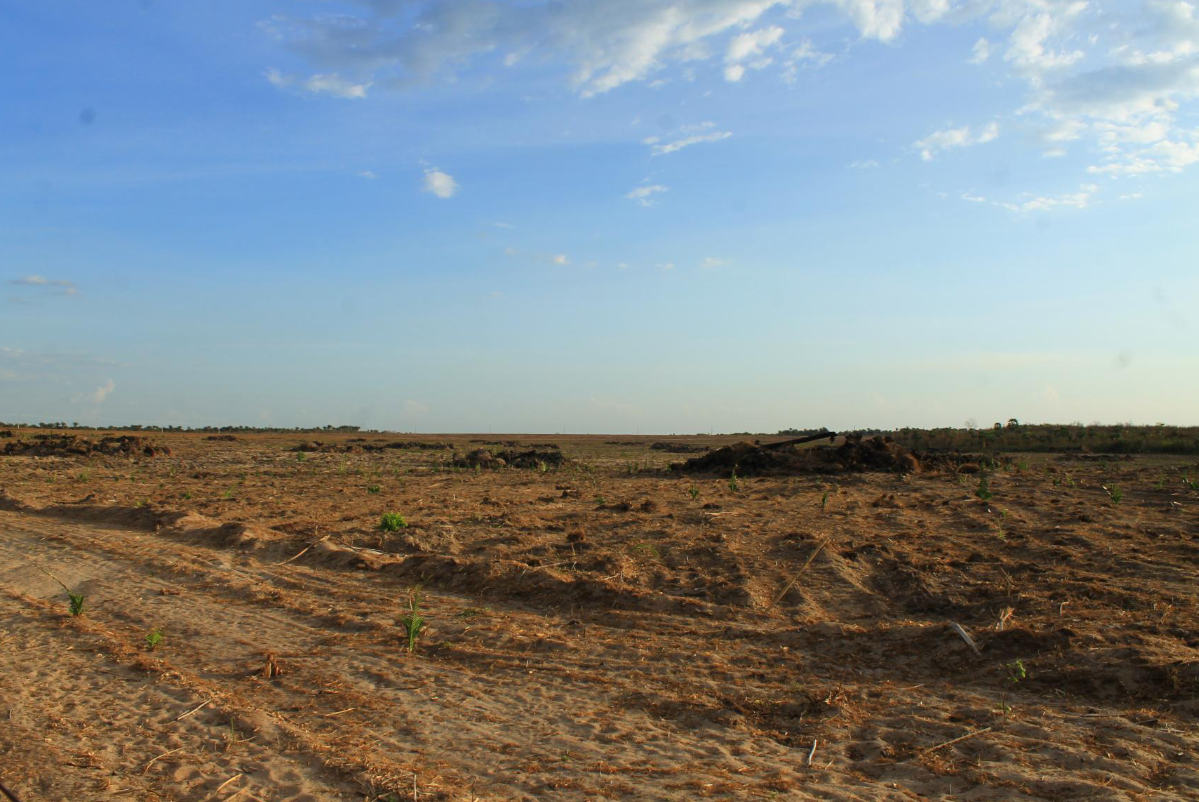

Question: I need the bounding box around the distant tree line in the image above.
[0,422,365,434]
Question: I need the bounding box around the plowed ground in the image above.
[1,432,1197,800]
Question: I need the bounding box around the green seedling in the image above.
[182,490,192,500]
[728,469,740,493]
[145,628,164,650]
[1104,484,1122,505]
[1184,475,1197,492]
[1154,476,1166,491]
[379,512,408,531]
[296,452,307,462]
[1000,659,1027,724]
[995,510,1009,541]
[222,489,233,500]
[400,587,426,653]
[68,591,86,617]
[976,475,993,501]
[594,495,605,506]
[366,484,381,494]
[821,489,830,513]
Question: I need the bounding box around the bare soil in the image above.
[1,431,1197,800]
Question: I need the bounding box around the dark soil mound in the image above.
[206,434,239,441]
[674,435,920,477]
[2,434,169,458]
[453,447,568,470]
[649,441,709,454]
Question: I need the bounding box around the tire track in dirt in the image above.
[0,510,882,800]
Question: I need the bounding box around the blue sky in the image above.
[2,0,1197,432]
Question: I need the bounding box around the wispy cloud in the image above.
[73,379,115,405]
[915,121,999,161]
[265,68,370,99]
[646,124,732,156]
[9,275,78,296]
[625,184,669,206]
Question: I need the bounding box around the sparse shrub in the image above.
[366,484,381,494]
[296,451,307,462]
[976,475,993,501]
[379,512,408,531]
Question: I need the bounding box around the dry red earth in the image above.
[1,431,1197,800]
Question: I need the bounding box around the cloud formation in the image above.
[422,168,458,198]
[915,121,999,161]
[265,68,370,98]
[645,123,733,156]
[625,184,669,206]
[73,379,116,405]
[263,0,1199,195]
[10,275,78,296]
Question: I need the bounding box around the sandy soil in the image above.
[0,431,1197,800]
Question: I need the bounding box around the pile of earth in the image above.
[2,434,169,458]
[205,434,239,441]
[452,447,568,470]
[673,435,925,476]
[649,441,709,454]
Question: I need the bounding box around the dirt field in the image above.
[1,431,1197,801]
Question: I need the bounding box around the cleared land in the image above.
[1,431,1197,800]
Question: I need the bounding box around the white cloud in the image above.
[701,256,728,268]
[650,129,732,156]
[266,68,370,99]
[626,184,669,206]
[724,26,784,82]
[782,39,833,81]
[264,0,913,99]
[73,379,115,405]
[422,168,458,198]
[914,121,1000,160]
[552,254,570,265]
[848,158,880,169]
[264,0,1199,195]
[997,183,1099,213]
[970,37,992,64]
[357,170,377,179]
[9,275,78,296]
